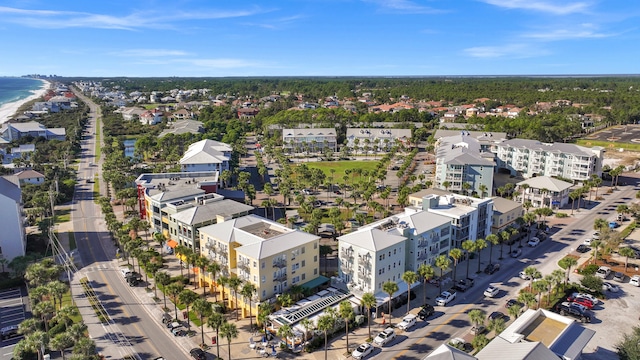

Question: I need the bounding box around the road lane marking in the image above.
[392,302,475,359]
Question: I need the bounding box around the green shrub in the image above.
[555,212,569,218]
[581,274,603,292]
[580,264,599,275]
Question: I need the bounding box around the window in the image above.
[254,275,257,282]
[262,262,265,269]
[388,265,391,270]
[314,255,318,262]
[262,290,266,298]
[253,261,257,268]
[262,276,265,283]
[302,260,306,267]
[301,247,305,254]
[314,242,318,249]
[314,269,317,275]
[393,249,396,255]
[302,273,306,280]
[274,286,278,292]
[393,262,396,268]
[388,251,391,257]
[393,276,396,281]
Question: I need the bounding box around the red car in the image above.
[567,296,594,309]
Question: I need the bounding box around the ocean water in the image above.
[0,77,45,107]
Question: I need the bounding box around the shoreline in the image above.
[0,78,51,125]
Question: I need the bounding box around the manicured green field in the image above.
[301,160,380,178]
[576,139,640,151]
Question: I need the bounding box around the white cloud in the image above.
[480,0,591,15]
[464,43,549,58]
[364,0,445,14]
[115,49,192,57]
[241,14,305,30]
[523,29,611,40]
[0,6,265,30]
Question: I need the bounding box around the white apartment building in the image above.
[282,128,338,154]
[337,209,452,307]
[0,176,26,263]
[345,128,411,153]
[493,139,604,181]
[179,139,232,173]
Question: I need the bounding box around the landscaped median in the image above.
[79,277,110,324]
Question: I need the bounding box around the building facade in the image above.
[490,197,524,233]
[345,128,411,154]
[515,176,573,209]
[282,128,337,154]
[0,176,26,263]
[179,139,232,173]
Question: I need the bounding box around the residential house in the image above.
[282,128,337,154]
[15,169,45,186]
[491,197,524,233]
[516,176,573,209]
[158,120,204,137]
[172,108,194,120]
[337,208,452,310]
[179,139,232,174]
[0,176,26,263]
[0,121,66,142]
[434,133,496,197]
[1,144,35,165]
[198,214,321,318]
[237,107,260,119]
[139,109,163,125]
[492,139,604,181]
[118,107,146,121]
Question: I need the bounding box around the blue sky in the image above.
[0,0,638,77]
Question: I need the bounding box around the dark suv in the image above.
[190,348,206,360]
[484,263,501,274]
[556,301,591,323]
[0,325,19,340]
[418,304,435,320]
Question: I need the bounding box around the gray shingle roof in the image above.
[0,175,21,202]
[338,227,407,252]
[171,199,253,225]
[437,135,495,166]
[179,139,231,165]
[516,176,573,192]
[500,139,594,157]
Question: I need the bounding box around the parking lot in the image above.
[0,288,27,359]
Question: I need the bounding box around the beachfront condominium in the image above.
[282,128,338,154]
[492,139,604,181]
[198,214,321,318]
[435,133,496,197]
[337,209,452,309]
[0,176,26,263]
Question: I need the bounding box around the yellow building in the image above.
[198,214,321,318]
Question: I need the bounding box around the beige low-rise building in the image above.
[491,196,523,233]
[198,214,321,318]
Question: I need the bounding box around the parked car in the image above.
[418,304,435,320]
[556,302,591,323]
[592,231,600,240]
[0,325,19,340]
[567,296,594,309]
[373,328,396,346]
[484,263,501,274]
[510,248,522,258]
[488,312,506,321]
[189,348,206,360]
[505,299,523,309]
[576,244,589,253]
[570,292,599,305]
[453,278,475,292]
[519,271,532,280]
[614,272,626,282]
[161,312,173,324]
[449,338,473,353]
[470,324,486,335]
[527,237,540,247]
[610,221,620,229]
[484,285,500,298]
[596,266,611,279]
[630,275,640,287]
[352,343,374,359]
[583,238,593,246]
[602,282,620,292]
[397,314,418,331]
[435,291,457,306]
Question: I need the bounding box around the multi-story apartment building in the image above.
[179,139,232,173]
[490,197,524,233]
[493,139,604,181]
[435,134,496,197]
[515,176,573,209]
[0,176,26,263]
[198,215,321,318]
[337,209,451,307]
[282,128,337,154]
[345,128,411,153]
[135,171,219,234]
[409,189,494,249]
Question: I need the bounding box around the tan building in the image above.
[198,215,321,318]
[491,197,523,233]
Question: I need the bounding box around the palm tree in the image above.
[155,271,171,311]
[507,303,522,319]
[24,330,48,360]
[258,302,273,335]
[207,262,221,300]
[468,309,486,330]
[33,301,55,332]
[569,190,580,214]
[300,318,314,346]
[591,240,603,264]
[207,312,225,359]
[317,314,336,360]
[487,317,506,335]
[166,282,185,320]
[339,300,355,352]
[435,255,451,293]
[532,279,548,309]
[558,257,578,286]
[179,289,198,331]
[51,305,78,330]
[551,269,565,292]
[47,280,68,312]
[228,277,243,320]
[277,324,294,350]
[220,322,238,360]
[523,266,541,290]
[50,332,74,360]
[382,281,399,326]
[218,276,230,309]
[417,264,435,305]
[360,292,377,341]
[475,239,488,274]
[499,230,510,259]
[401,271,418,314]
[67,322,87,342]
[461,240,475,279]
[620,247,636,272]
[449,248,463,282]
[195,256,210,295]
[241,283,257,330]
[193,298,213,346]
[518,291,537,310]
[522,212,537,246]
[485,234,500,264]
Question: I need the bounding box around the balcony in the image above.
[417,240,429,248]
[417,252,429,261]
[341,250,354,260]
[430,248,440,255]
[238,261,250,272]
[274,272,287,282]
[273,259,287,268]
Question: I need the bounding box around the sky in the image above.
[0,0,638,77]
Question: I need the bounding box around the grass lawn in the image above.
[68,232,77,250]
[61,290,83,324]
[576,139,640,152]
[301,160,380,179]
[55,209,71,223]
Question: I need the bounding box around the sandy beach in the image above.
[0,78,51,125]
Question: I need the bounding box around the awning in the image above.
[167,240,178,248]
[300,275,329,290]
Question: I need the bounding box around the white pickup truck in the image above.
[435,291,457,306]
